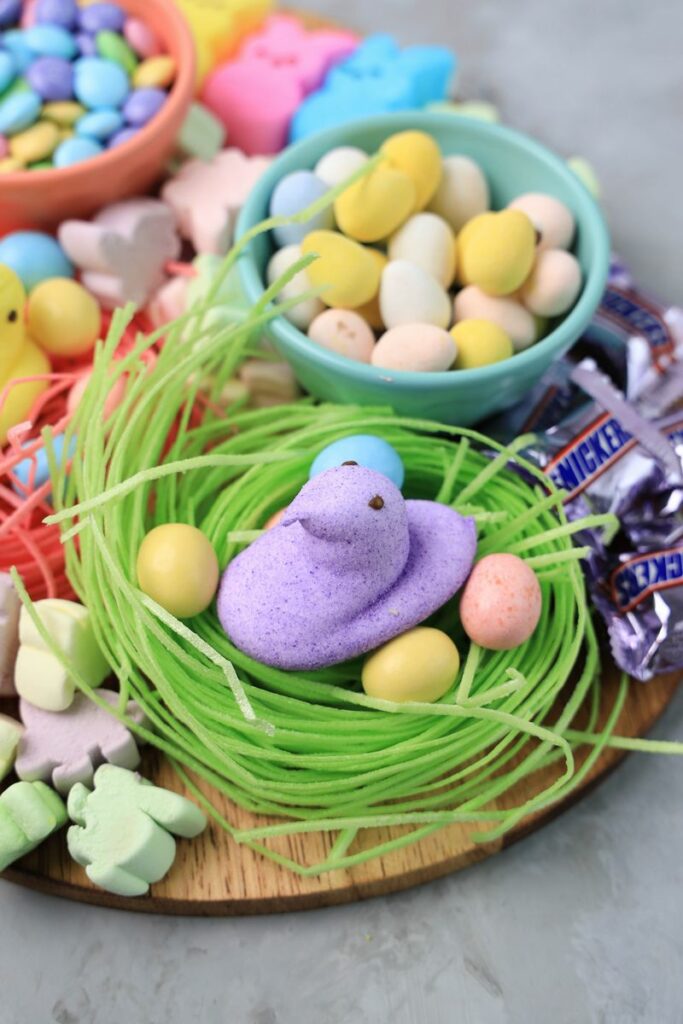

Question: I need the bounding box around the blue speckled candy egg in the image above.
[309,435,406,489]
[269,170,334,248]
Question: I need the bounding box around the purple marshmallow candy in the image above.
[122,87,166,127]
[26,54,73,100]
[218,464,477,671]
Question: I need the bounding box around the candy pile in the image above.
[267,128,584,372]
[0,0,176,172]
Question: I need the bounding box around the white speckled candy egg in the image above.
[460,553,542,650]
[267,244,324,330]
[521,249,582,317]
[453,285,537,352]
[371,323,456,372]
[308,308,375,363]
[314,145,369,187]
[428,155,490,233]
[380,260,451,331]
[388,212,456,288]
[508,193,575,251]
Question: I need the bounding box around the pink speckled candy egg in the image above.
[521,249,582,317]
[308,308,375,363]
[67,368,126,420]
[372,323,456,372]
[264,507,287,530]
[460,553,542,650]
[507,193,575,252]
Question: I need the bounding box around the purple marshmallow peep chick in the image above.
[218,464,476,670]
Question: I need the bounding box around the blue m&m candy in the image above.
[73,56,129,109]
[35,0,79,30]
[53,135,103,166]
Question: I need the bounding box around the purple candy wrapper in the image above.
[485,257,683,680]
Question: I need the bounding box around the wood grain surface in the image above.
[2,665,679,915]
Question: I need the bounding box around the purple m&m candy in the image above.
[108,125,137,148]
[78,2,125,34]
[26,55,73,100]
[76,32,97,56]
[0,0,21,28]
[35,0,78,29]
[122,87,165,127]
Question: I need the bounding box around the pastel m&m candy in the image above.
[122,87,166,127]
[24,24,78,59]
[26,54,73,99]
[73,56,129,109]
[96,29,138,75]
[78,3,126,34]
[362,627,460,703]
[9,119,59,163]
[124,17,162,59]
[309,435,405,489]
[35,0,79,30]
[136,524,220,619]
[27,277,101,357]
[0,89,42,134]
[53,134,102,165]
[76,107,123,140]
[132,55,175,89]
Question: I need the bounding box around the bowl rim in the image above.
[0,0,195,186]
[236,111,611,391]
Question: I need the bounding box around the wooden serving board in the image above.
[2,665,679,915]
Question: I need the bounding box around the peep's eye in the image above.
[342,460,358,466]
[368,495,384,510]
[7,310,17,323]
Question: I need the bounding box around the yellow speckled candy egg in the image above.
[136,524,219,619]
[457,210,536,296]
[28,278,101,358]
[302,231,381,308]
[334,164,416,243]
[372,323,456,372]
[10,121,59,165]
[453,285,538,352]
[380,130,442,210]
[345,248,386,328]
[520,249,582,317]
[460,553,542,650]
[508,193,575,251]
[362,627,460,703]
[450,319,513,369]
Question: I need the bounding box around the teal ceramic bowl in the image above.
[236,112,610,426]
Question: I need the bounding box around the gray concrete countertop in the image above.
[2,2,683,1021]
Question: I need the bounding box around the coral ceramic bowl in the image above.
[237,112,610,426]
[0,0,195,234]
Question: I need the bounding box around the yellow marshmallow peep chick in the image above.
[0,266,50,446]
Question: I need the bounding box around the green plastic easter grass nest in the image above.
[13,206,675,878]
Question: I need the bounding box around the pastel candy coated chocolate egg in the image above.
[380,130,442,211]
[309,435,404,489]
[428,154,490,232]
[264,507,287,530]
[388,212,456,288]
[380,259,451,331]
[0,230,73,291]
[450,319,513,370]
[453,285,537,352]
[267,244,325,330]
[458,210,536,296]
[136,524,219,619]
[362,627,460,703]
[269,170,334,249]
[28,277,101,356]
[302,231,381,309]
[308,308,375,363]
[520,249,582,317]
[372,323,456,373]
[67,367,125,419]
[334,164,416,243]
[314,145,368,188]
[459,553,542,650]
[508,193,575,252]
